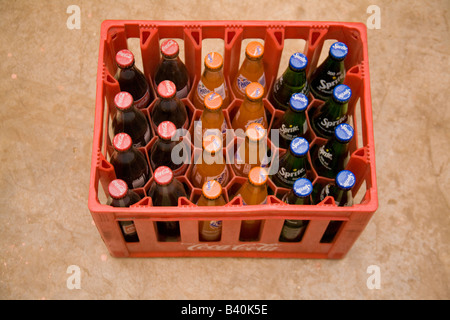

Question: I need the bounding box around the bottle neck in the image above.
[243,98,264,112]
[203,67,224,83]
[283,66,307,85]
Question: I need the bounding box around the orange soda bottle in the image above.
[197,180,226,241]
[233,167,269,241]
[193,52,230,109]
[194,92,227,141]
[232,41,265,100]
[190,133,230,188]
[232,123,269,177]
[231,82,267,131]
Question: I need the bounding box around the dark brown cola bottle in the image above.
[107,179,141,242]
[151,80,189,131]
[110,133,150,189]
[112,91,152,148]
[147,166,188,241]
[154,39,190,99]
[114,49,152,109]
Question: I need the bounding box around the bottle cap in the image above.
[160,39,179,58]
[248,167,268,186]
[289,53,308,71]
[289,137,309,157]
[289,93,309,112]
[204,52,223,70]
[157,121,177,140]
[115,49,135,68]
[113,133,132,152]
[204,92,223,111]
[245,82,264,101]
[157,80,177,99]
[154,166,174,186]
[329,42,348,60]
[108,179,128,199]
[293,178,313,197]
[202,180,223,200]
[335,123,354,143]
[202,133,222,154]
[332,84,352,103]
[246,123,266,142]
[114,92,133,111]
[245,41,264,60]
[336,170,356,190]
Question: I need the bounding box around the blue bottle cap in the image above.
[289,93,309,112]
[329,42,348,60]
[332,84,352,103]
[335,123,354,143]
[293,178,313,197]
[289,53,308,71]
[336,170,356,190]
[290,137,309,156]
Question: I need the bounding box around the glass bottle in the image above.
[317,169,355,206]
[190,133,230,188]
[112,91,152,148]
[271,137,310,189]
[270,52,309,111]
[279,178,313,242]
[149,121,187,176]
[114,49,152,109]
[147,166,188,241]
[309,42,348,101]
[151,80,189,131]
[310,84,352,139]
[194,92,227,141]
[312,123,354,178]
[154,39,190,99]
[232,41,266,99]
[272,92,309,149]
[231,82,268,131]
[110,133,150,189]
[232,123,269,177]
[193,52,230,109]
[197,180,226,242]
[107,179,141,242]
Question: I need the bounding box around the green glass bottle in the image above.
[270,53,309,111]
[279,178,313,242]
[316,170,355,206]
[272,93,309,149]
[309,42,348,101]
[310,84,352,139]
[271,137,309,189]
[312,123,354,178]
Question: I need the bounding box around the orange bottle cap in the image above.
[114,92,133,110]
[202,180,223,200]
[202,133,222,154]
[204,92,223,111]
[157,121,177,140]
[204,52,223,70]
[245,41,264,60]
[108,179,128,199]
[113,133,132,152]
[116,49,135,68]
[245,82,264,101]
[157,80,177,99]
[248,167,268,186]
[246,123,266,142]
[160,39,179,58]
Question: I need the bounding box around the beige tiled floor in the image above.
[0,0,449,300]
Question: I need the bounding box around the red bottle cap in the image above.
[115,49,135,68]
[160,39,179,58]
[108,179,128,199]
[113,133,132,152]
[157,121,177,140]
[154,166,174,185]
[157,80,177,99]
[114,92,133,110]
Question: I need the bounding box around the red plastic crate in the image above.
[88,20,378,259]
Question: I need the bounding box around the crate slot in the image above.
[320,220,344,243]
